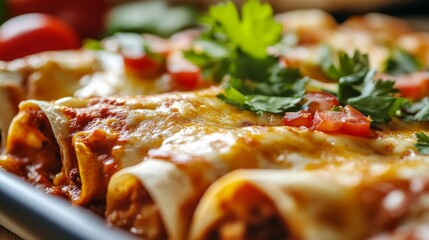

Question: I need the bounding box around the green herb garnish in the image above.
[415,132,429,154]
[218,65,308,114]
[383,48,421,75]
[321,48,369,82]
[185,0,308,114]
[346,69,406,124]
[403,97,429,122]
[185,0,282,82]
[323,50,405,124]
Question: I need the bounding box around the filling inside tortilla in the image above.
[106,174,167,240]
[0,101,127,206]
[204,183,288,240]
[0,107,63,196]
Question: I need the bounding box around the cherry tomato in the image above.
[312,105,371,137]
[0,13,80,61]
[282,110,313,128]
[7,0,108,39]
[302,91,339,114]
[167,51,201,90]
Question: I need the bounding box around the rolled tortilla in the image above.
[190,161,429,240]
[0,50,96,145]
[0,88,282,206]
[106,122,429,239]
[0,46,178,144]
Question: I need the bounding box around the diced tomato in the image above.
[170,71,200,90]
[106,34,169,77]
[312,110,343,132]
[312,105,371,137]
[167,51,201,90]
[302,91,339,114]
[282,110,313,128]
[341,105,372,137]
[393,72,429,100]
[122,54,164,77]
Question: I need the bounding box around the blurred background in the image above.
[0,0,428,41]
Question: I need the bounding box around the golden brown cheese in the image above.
[190,161,429,240]
[0,43,188,147]
[6,84,429,239]
[2,87,429,239]
[0,87,282,206]
[106,120,429,240]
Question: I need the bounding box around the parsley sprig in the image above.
[218,66,308,114]
[186,0,414,126]
[415,132,429,154]
[403,97,429,122]
[383,48,421,75]
[322,50,406,124]
[185,0,308,114]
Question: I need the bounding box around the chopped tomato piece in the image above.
[167,51,201,90]
[302,92,339,114]
[122,54,164,77]
[102,33,168,77]
[393,72,429,100]
[170,71,201,90]
[312,110,343,132]
[312,105,371,137]
[282,110,313,128]
[340,105,371,137]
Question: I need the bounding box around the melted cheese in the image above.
[106,106,429,240]
[1,88,284,204]
[1,8,429,240]
[190,161,429,240]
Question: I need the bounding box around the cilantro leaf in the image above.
[183,39,230,82]
[247,95,302,114]
[186,0,306,114]
[217,64,309,114]
[324,51,405,124]
[415,132,429,154]
[402,97,429,122]
[348,96,405,123]
[259,64,307,96]
[217,86,302,114]
[217,86,249,108]
[208,0,281,59]
[321,48,370,82]
[346,69,405,123]
[185,0,282,83]
[234,50,278,82]
[384,48,421,75]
